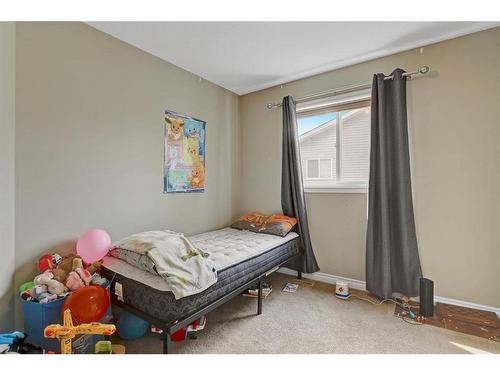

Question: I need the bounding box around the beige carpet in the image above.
[112,273,500,354]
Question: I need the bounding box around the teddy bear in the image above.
[33,271,68,295]
[57,253,81,275]
[50,268,67,283]
[50,253,82,283]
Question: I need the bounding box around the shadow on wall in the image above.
[14,239,77,330]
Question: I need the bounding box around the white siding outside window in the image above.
[298,102,370,193]
[319,159,332,178]
[340,108,370,183]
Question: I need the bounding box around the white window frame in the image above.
[297,89,370,194]
[305,158,333,180]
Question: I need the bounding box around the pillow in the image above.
[109,247,157,274]
[231,212,297,237]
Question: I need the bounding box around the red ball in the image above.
[62,285,110,324]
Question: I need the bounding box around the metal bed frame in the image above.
[109,256,301,354]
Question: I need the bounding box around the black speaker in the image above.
[419,278,434,317]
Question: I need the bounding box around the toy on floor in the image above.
[171,316,206,342]
[335,281,350,299]
[44,309,116,354]
[116,311,149,340]
[94,340,113,354]
[0,332,44,354]
[94,340,126,354]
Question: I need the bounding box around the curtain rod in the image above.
[266,65,430,109]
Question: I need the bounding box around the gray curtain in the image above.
[366,69,422,298]
[281,96,320,274]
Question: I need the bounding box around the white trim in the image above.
[297,89,371,114]
[431,296,500,317]
[278,267,367,292]
[336,111,342,182]
[299,100,370,192]
[305,187,367,194]
[278,267,500,317]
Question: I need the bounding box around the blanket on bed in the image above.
[112,230,217,299]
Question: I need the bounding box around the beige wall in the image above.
[239,27,500,307]
[14,22,240,326]
[0,22,16,331]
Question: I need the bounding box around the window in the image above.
[297,97,370,192]
[306,158,332,179]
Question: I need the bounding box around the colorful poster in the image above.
[164,110,206,193]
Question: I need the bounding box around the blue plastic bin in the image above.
[21,297,66,352]
[21,292,113,353]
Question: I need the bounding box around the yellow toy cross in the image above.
[44,309,116,354]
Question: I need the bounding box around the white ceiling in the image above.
[88,22,497,95]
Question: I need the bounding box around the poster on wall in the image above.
[164,110,206,193]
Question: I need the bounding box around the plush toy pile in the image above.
[19,252,110,304]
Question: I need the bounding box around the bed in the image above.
[101,227,300,353]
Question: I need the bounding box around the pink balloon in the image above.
[76,229,112,263]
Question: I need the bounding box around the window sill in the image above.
[304,187,368,194]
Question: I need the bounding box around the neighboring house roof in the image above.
[299,108,368,143]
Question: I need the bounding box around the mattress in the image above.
[101,228,300,324]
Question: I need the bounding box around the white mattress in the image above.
[189,227,298,270]
[103,227,298,292]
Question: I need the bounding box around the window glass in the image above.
[307,159,319,178]
[297,100,370,191]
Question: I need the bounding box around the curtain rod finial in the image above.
[419,66,430,74]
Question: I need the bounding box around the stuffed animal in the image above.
[30,284,57,304]
[65,268,92,291]
[166,117,184,142]
[37,253,62,273]
[20,290,36,302]
[72,257,83,270]
[90,274,109,288]
[34,271,68,296]
[50,268,67,283]
[87,261,102,275]
[30,284,47,299]
[57,254,81,275]
[39,293,58,304]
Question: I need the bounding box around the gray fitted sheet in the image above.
[102,237,299,324]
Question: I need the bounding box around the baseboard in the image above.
[278,267,500,317]
[279,267,367,291]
